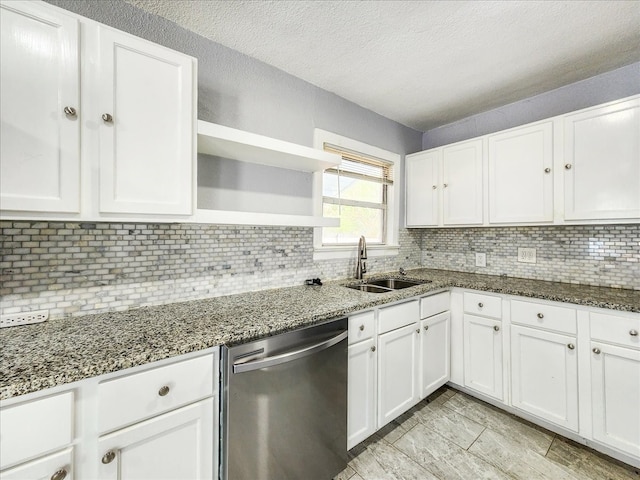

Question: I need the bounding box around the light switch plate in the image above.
[518,247,537,264]
[475,252,487,267]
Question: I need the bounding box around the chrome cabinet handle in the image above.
[567,343,575,350]
[416,328,420,334]
[537,313,544,319]
[630,329,638,337]
[371,345,376,352]
[424,325,429,331]
[51,469,68,480]
[158,385,170,396]
[63,106,77,117]
[565,163,572,170]
[443,183,448,188]
[102,451,116,464]
[493,325,500,331]
[593,347,601,354]
[544,167,551,173]
[102,113,113,123]
[478,302,484,308]
[359,324,365,331]
[432,185,437,189]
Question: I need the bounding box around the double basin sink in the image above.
[345,278,432,293]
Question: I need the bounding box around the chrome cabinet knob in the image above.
[565,163,572,170]
[443,183,448,188]
[432,185,437,189]
[630,329,638,337]
[567,343,575,350]
[537,313,544,319]
[416,328,420,334]
[424,325,429,331]
[63,106,77,117]
[478,302,484,308]
[493,325,500,331]
[158,385,170,396]
[593,347,601,354]
[102,113,113,123]
[51,469,68,480]
[544,167,551,173]
[371,346,376,352]
[102,451,116,464]
[359,325,365,331]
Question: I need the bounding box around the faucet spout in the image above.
[355,236,367,279]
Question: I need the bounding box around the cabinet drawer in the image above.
[98,353,214,433]
[511,300,576,335]
[0,448,73,480]
[463,292,502,319]
[349,310,376,344]
[420,292,450,319]
[378,300,420,335]
[590,312,640,349]
[0,391,73,469]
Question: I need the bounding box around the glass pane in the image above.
[322,172,383,203]
[323,203,384,244]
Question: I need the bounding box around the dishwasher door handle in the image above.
[233,330,348,374]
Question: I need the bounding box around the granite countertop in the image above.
[1,268,638,400]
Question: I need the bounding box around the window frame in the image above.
[313,129,400,261]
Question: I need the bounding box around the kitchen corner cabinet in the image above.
[443,139,483,225]
[488,122,553,224]
[563,97,640,221]
[405,150,439,227]
[0,1,195,221]
[0,1,80,214]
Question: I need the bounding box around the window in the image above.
[313,129,400,260]
[321,145,393,245]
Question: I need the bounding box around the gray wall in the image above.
[422,62,640,150]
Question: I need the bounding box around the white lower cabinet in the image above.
[378,322,419,428]
[0,448,73,480]
[347,337,377,450]
[463,314,503,401]
[510,325,578,431]
[420,311,450,399]
[97,399,213,480]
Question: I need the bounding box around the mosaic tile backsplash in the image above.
[422,225,639,290]
[1,222,637,319]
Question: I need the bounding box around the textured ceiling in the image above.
[124,0,640,131]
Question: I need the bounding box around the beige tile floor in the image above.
[337,387,640,480]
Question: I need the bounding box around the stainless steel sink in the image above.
[345,278,431,293]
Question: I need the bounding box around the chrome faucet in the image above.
[355,235,367,279]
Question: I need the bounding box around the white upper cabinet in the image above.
[563,97,640,221]
[0,1,80,214]
[405,150,440,227]
[488,122,553,224]
[97,28,194,216]
[443,139,483,225]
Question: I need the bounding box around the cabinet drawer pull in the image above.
[359,324,365,331]
[478,302,484,308]
[565,163,572,170]
[592,347,601,354]
[63,106,77,117]
[102,450,116,464]
[537,313,544,319]
[544,167,551,173]
[432,185,437,189]
[567,343,575,350]
[371,346,376,352]
[443,183,448,188]
[493,325,500,332]
[424,325,429,331]
[51,469,68,480]
[158,385,170,396]
[630,329,638,337]
[416,329,420,334]
[102,113,113,123]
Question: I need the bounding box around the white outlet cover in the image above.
[518,247,537,264]
[475,252,487,267]
[0,310,49,328]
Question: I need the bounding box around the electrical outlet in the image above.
[517,247,536,264]
[475,252,487,267]
[0,309,49,328]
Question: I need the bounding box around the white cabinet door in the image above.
[0,448,73,480]
[510,326,578,431]
[98,27,194,216]
[378,323,419,428]
[563,97,640,221]
[463,314,503,400]
[405,150,439,226]
[348,338,377,450]
[488,122,553,223]
[0,1,80,214]
[98,399,213,480]
[443,139,483,225]
[591,342,640,458]
[420,311,450,399]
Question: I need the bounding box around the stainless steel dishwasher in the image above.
[221,317,348,480]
